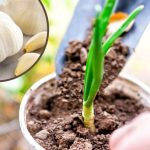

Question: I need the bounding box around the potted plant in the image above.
[20,0,150,149]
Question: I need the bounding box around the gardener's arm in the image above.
[110,112,150,150]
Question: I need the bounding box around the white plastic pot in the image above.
[19,73,150,150]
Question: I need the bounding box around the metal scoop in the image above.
[56,0,150,75]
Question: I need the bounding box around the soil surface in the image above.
[26,31,149,150]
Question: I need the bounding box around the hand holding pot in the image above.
[110,112,150,150]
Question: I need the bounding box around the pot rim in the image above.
[19,72,150,150]
[19,73,56,150]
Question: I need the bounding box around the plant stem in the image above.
[99,0,116,37]
[82,103,95,133]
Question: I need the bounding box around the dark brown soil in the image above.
[26,31,149,150]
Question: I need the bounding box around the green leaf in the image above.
[103,5,144,55]
[83,45,93,102]
[83,12,101,103]
[83,0,116,107]
[84,13,105,107]
[99,0,116,38]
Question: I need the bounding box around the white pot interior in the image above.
[19,73,150,150]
